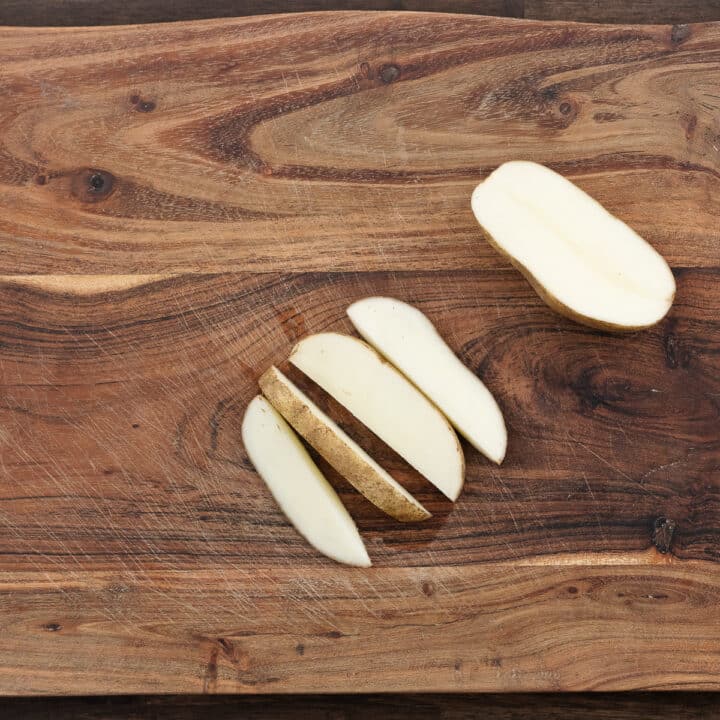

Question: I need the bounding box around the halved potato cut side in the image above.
[471,161,675,330]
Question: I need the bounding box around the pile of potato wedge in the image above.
[243,298,507,566]
[242,162,676,566]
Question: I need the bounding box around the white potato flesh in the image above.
[471,161,676,330]
[348,297,507,464]
[290,333,465,501]
[241,395,371,567]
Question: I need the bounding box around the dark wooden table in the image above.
[1,1,718,716]
[2,0,720,25]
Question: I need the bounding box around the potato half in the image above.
[241,395,371,567]
[259,366,430,522]
[471,161,676,331]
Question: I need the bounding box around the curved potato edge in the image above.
[241,395,372,568]
[347,297,507,464]
[480,228,675,332]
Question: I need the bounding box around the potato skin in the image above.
[480,229,675,332]
[259,367,431,523]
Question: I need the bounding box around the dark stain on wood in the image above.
[203,647,219,693]
[593,111,625,122]
[378,63,401,84]
[663,320,693,370]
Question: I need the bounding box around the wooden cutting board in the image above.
[0,11,718,694]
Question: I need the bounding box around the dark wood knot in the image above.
[322,630,343,639]
[663,326,692,369]
[71,168,115,203]
[670,24,691,44]
[378,64,400,84]
[130,94,156,112]
[652,516,676,554]
[554,97,578,126]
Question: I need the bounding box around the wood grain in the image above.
[0,565,719,694]
[7,693,720,720]
[1,14,720,273]
[1,0,718,26]
[2,271,718,568]
[0,11,718,694]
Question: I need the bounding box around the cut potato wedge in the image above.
[259,366,430,522]
[290,333,465,501]
[241,395,371,567]
[348,297,507,464]
[471,161,676,330]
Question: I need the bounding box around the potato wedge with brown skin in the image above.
[471,161,676,331]
[260,366,430,522]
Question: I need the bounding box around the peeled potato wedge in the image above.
[471,161,676,331]
[241,395,371,567]
[348,297,507,464]
[259,366,430,522]
[290,333,465,501]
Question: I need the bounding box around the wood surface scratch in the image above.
[0,565,719,694]
[0,15,719,272]
[0,10,718,694]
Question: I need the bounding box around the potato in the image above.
[290,333,465,501]
[259,366,430,522]
[471,161,676,331]
[348,297,507,464]
[241,395,371,567]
